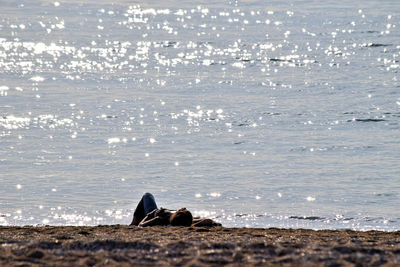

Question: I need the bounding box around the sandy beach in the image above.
[1,226,399,266]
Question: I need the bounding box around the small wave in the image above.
[234,213,249,217]
[270,58,287,62]
[349,118,386,123]
[289,216,325,221]
[263,112,281,116]
[232,120,252,127]
[362,43,392,48]
[361,30,380,34]
[290,145,374,153]
[374,193,395,197]
[233,141,245,145]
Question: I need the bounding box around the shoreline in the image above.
[1,226,400,266]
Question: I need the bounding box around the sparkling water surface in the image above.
[0,0,399,230]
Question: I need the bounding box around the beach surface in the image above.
[1,226,400,266]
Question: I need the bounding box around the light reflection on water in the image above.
[0,0,399,230]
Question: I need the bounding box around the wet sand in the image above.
[1,226,400,266]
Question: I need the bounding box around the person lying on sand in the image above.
[130,193,221,227]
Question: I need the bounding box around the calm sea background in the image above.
[0,0,399,230]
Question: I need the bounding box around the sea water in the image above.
[0,0,399,230]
